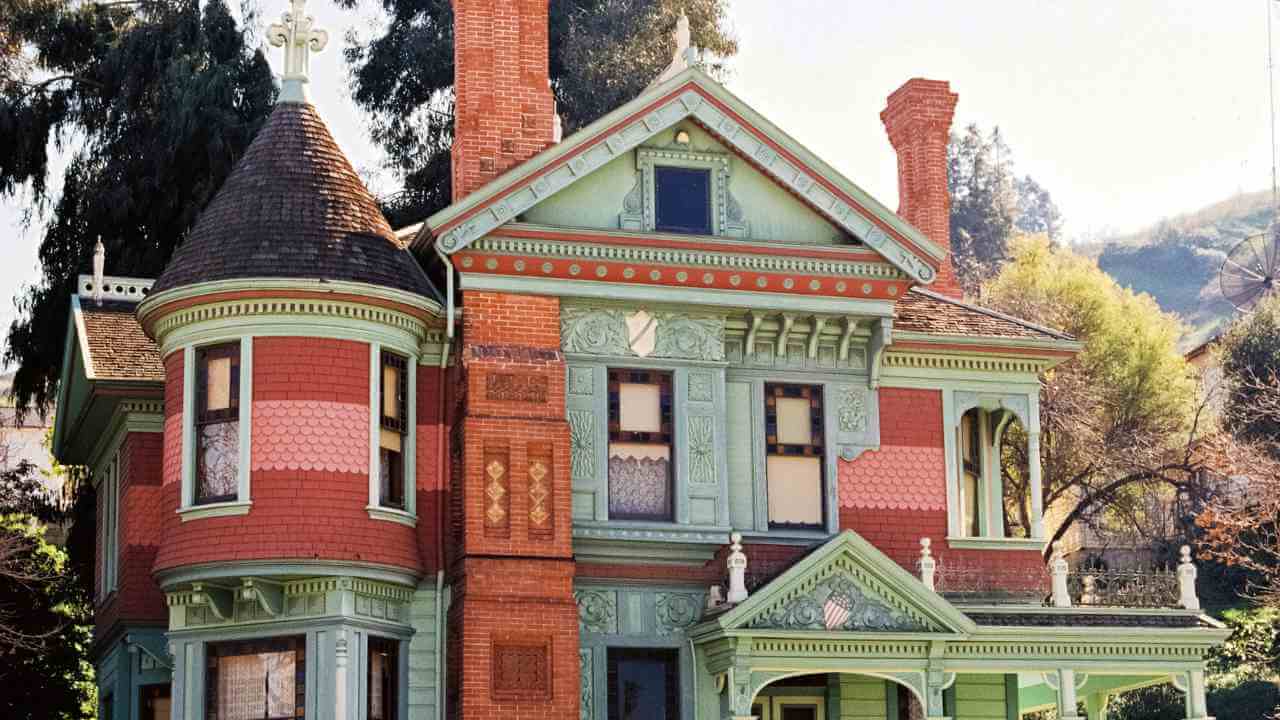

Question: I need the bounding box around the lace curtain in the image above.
[217,651,295,720]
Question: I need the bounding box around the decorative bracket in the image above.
[776,313,796,357]
[240,578,284,617]
[189,582,234,622]
[1042,671,1089,691]
[837,317,859,362]
[744,311,764,358]
[807,316,828,359]
[868,317,893,389]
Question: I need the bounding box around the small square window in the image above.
[380,352,408,510]
[654,166,712,235]
[764,384,825,529]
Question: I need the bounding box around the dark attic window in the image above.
[654,166,712,234]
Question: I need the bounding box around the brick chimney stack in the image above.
[881,78,961,298]
[452,0,556,201]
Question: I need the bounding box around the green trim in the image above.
[366,506,417,527]
[943,684,956,717]
[460,272,900,315]
[155,559,421,590]
[892,331,1080,355]
[420,68,945,282]
[137,277,443,325]
[944,538,1045,553]
[177,501,252,522]
[1005,673,1018,720]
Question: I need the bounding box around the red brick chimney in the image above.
[881,78,961,298]
[452,0,556,201]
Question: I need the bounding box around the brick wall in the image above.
[153,337,424,576]
[839,387,1044,592]
[452,0,555,200]
[448,290,577,720]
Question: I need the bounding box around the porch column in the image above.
[925,669,952,720]
[1028,428,1044,538]
[1057,668,1084,720]
[1084,691,1109,720]
[1184,669,1214,720]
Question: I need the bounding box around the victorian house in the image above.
[52,1,1228,719]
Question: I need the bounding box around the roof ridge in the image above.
[907,287,1076,341]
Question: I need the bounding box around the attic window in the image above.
[654,166,712,234]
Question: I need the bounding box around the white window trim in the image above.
[943,389,1045,549]
[98,453,120,600]
[178,338,253,522]
[367,342,417,526]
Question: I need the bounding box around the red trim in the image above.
[456,252,910,300]
[494,226,888,264]
[433,81,941,273]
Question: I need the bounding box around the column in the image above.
[1084,692,1110,720]
[1057,669,1084,720]
[925,669,952,720]
[1185,669,1213,720]
[1028,392,1045,539]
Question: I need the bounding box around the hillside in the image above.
[1081,189,1275,348]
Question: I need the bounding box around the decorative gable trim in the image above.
[710,530,976,636]
[420,69,943,285]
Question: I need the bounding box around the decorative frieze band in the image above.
[473,234,903,281]
[884,351,1052,375]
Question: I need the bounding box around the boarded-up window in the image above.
[368,636,399,720]
[380,352,408,509]
[608,370,673,521]
[206,636,305,720]
[765,384,824,528]
[196,343,240,505]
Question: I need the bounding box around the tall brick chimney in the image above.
[452,0,556,201]
[881,78,961,298]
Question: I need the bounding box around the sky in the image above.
[1,0,1277,334]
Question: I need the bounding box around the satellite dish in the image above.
[1221,226,1280,311]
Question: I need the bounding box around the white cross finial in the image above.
[267,0,329,103]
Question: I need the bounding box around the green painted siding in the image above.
[725,379,755,530]
[838,675,888,720]
[953,674,1009,720]
[407,581,441,720]
[521,124,852,245]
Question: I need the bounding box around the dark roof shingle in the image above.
[895,288,1075,341]
[152,102,438,300]
[79,301,163,382]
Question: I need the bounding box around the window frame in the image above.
[763,383,827,531]
[366,635,400,720]
[378,350,409,511]
[179,338,253,521]
[368,343,417,525]
[653,165,713,235]
[98,452,119,601]
[629,146,746,238]
[194,342,242,506]
[606,368,676,522]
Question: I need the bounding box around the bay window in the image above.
[765,384,825,529]
[948,394,1042,544]
[205,636,305,720]
[607,369,674,521]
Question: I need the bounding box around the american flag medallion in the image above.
[823,591,853,630]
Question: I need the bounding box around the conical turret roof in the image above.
[152,101,438,299]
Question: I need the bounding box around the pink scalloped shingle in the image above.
[162,413,183,486]
[837,445,947,511]
[251,400,369,474]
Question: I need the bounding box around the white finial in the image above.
[726,532,748,604]
[92,237,105,306]
[267,0,329,103]
[918,538,936,591]
[648,13,697,88]
[1178,544,1201,611]
[1050,552,1071,608]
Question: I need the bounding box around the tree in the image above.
[343,0,738,226]
[982,235,1206,560]
[0,516,96,720]
[947,125,1063,294]
[0,0,277,416]
[1220,289,1280,445]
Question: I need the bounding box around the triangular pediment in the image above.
[712,531,975,636]
[415,68,944,285]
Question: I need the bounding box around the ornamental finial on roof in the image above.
[648,13,696,88]
[268,0,329,103]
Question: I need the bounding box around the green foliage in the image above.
[344,0,737,226]
[1219,290,1280,444]
[1211,607,1280,682]
[0,0,276,415]
[0,516,96,719]
[947,125,1062,293]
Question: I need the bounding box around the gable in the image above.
[417,68,945,285]
[522,123,855,245]
[714,530,974,636]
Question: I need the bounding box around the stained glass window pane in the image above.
[766,455,823,525]
[654,166,711,234]
[774,397,813,445]
[197,421,239,504]
[618,383,661,433]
